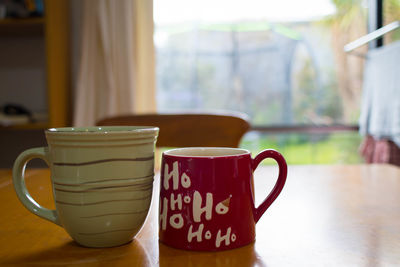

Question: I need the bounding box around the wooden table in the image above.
[1,165,399,266]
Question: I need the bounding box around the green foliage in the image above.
[293,56,342,124]
[325,0,367,28]
[241,132,363,165]
[384,0,400,41]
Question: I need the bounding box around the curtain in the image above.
[73,0,156,127]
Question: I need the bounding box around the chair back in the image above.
[97,113,250,148]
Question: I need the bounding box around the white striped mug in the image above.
[12,126,158,247]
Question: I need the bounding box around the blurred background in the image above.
[1,0,399,166]
[153,0,399,164]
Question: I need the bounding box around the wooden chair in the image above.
[96,112,250,148]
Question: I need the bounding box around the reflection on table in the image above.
[0,164,399,266]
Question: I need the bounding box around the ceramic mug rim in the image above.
[163,147,250,158]
[46,126,159,135]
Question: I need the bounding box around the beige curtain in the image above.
[73,0,156,127]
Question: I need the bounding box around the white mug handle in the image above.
[12,147,61,226]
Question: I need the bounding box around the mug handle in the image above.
[252,149,287,223]
[12,147,61,226]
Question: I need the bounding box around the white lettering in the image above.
[216,227,232,248]
[187,223,204,243]
[184,195,191,203]
[169,213,184,229]
[163,161,179,190]
[170,193,182,211]
[193,191,213,222]
[159,197,168,230]
[205,230,212,240]
[231,233,237,242]
[181,173,191,188]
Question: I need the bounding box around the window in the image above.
[154,0,371,164]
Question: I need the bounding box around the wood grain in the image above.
[1,165,399,266]
[44,0,71,127]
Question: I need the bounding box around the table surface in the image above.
[1,164,399,266]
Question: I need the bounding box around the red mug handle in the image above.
[252,149,287,223]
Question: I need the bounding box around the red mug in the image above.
[159,147,287,251]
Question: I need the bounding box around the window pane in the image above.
[154,0,368,126]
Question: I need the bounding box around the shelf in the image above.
[0,0,71,129]
[0,17,44,25]
[0,17,44,36]
[0,112,49,129]
[1,121,48,130]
